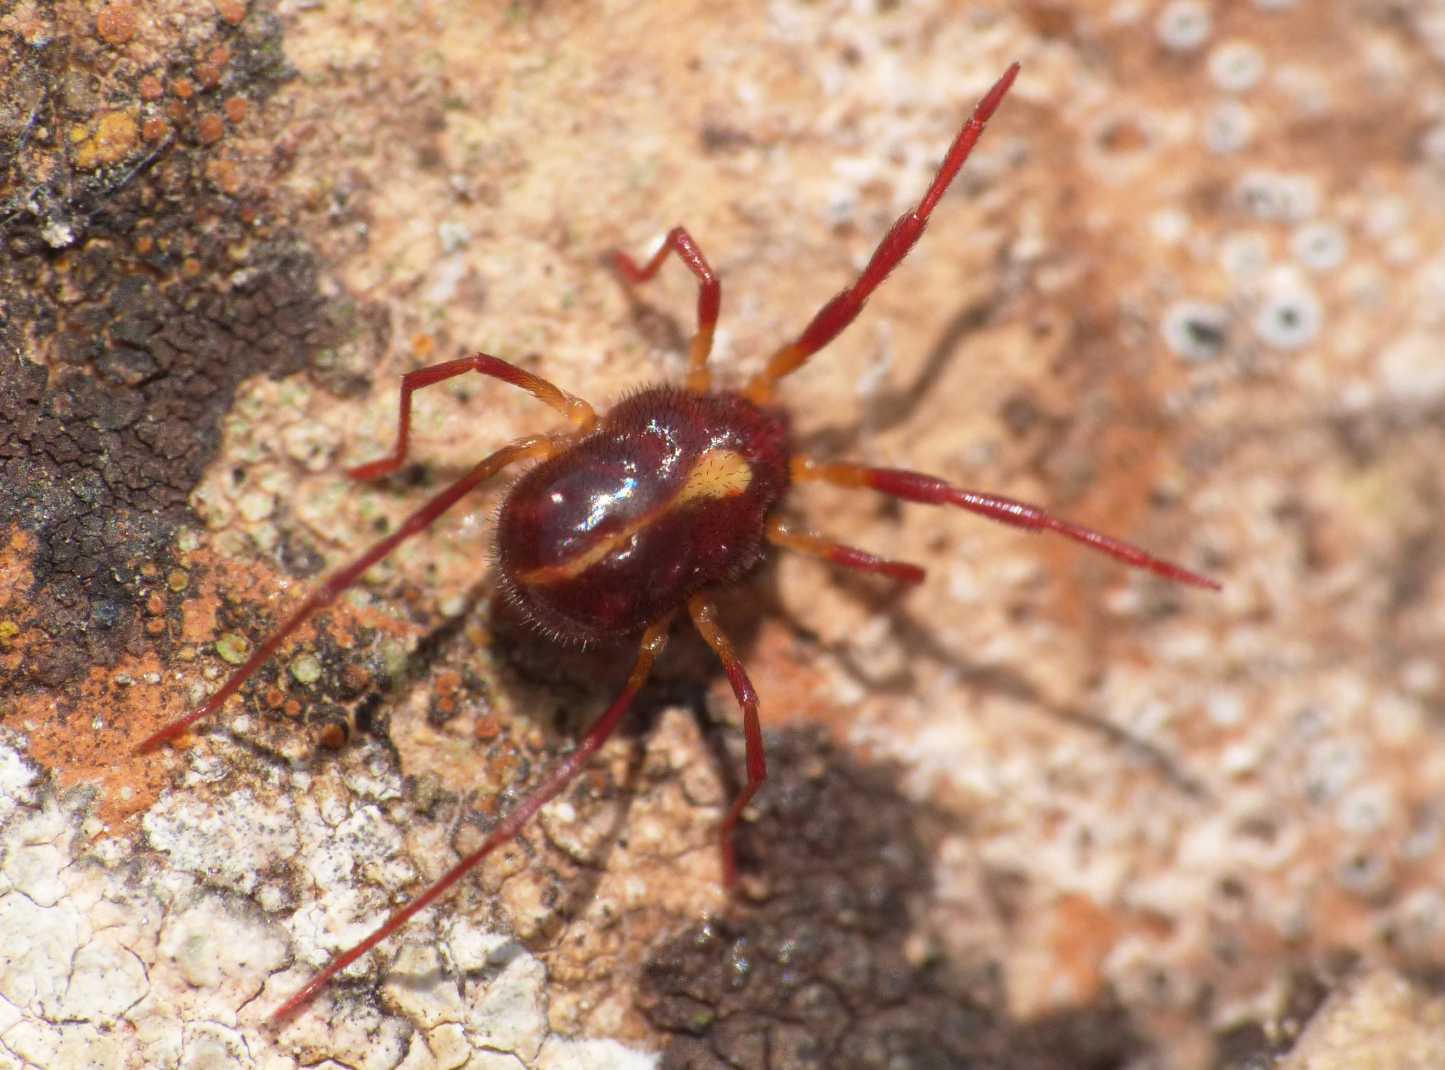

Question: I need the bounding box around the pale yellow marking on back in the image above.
[675,448,752,506]
[518,449,755,586]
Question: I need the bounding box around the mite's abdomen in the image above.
[496,387,791,642]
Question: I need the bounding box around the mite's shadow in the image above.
[643,726,1150,1070]
[793,292,999,458]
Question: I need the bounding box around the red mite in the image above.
[139,63,1217,1021]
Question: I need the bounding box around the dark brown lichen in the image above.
[0,4,334,693]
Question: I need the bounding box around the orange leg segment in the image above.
[614,226,721,393]
[793,457,1220,590]
[766,516,926,585]
[687,593,763,889]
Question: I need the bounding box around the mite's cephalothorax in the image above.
[139,63,1216,1021]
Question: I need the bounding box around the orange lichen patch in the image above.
[70,110,140,170]
[431,669,464,720]
[47,542,423,825]
[16,651,188,828]
[171,76,195,100]
[138,73,164,100]
[206,155,242,195]
[214,0,247,28]
[341,663,371,693]
[96,1,138,46]
[6,3,52,46]
[0,530,37,681]
[196,44,230,89]
[1047,893,1122,1004]
[0,527,36,603]
[222,95,248,124]
[141,116,169,143]
[196,112,225,145]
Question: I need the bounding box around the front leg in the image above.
[349,353,596,481]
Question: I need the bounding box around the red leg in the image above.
[349,353,596,481]
[136,436,562,752]
[270,613,673,1023]
[746,62,1020,403]
[766,516,925,585]
[793,457,1220,590]
[614,226,721,393]
[687,594,763,889]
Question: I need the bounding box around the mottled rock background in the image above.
[2,1,1443,1068]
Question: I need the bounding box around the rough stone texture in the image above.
[3,1,1444,1068]
[1275,969,1445,1070]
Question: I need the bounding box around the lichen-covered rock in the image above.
[4,1,1443,1068]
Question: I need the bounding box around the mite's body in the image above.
[498,388,791,641]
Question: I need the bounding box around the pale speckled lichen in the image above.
[0,730,660,1070]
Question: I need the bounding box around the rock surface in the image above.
[2,1,1443,1068]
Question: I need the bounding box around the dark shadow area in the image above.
[641,726,1148,1070]
[794,293,1001,459]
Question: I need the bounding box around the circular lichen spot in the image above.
[1291,220,1348,271]
[289,653,322,685]
[216,632,252,664]
[1204,101,1254,154]
[1253,277,1323,351]
[96,1,138,45]
[1156,1,1212,52]
[1219,230,1271,281]
[196,113,225,145]
[166,568,190,592]
[1162,300,1231,362]
[215,0,248,26]
[71,110,140,170]
[237,490,275,522]
[1235,170,1319,223]
[1207,40,1265,92]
